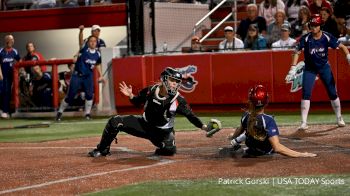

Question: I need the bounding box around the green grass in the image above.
[86,174,350,196]
[0,112,349,142]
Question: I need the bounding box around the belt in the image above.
[73,71,87,77]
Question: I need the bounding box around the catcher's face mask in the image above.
[163,75,181,96]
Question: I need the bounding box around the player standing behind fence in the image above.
[56,35,103,121]
[79,25,106,50]
[88,67,220,157]
[286,14,350,131]
[0,35,20,119]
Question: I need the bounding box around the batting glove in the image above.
[285,65,297,82]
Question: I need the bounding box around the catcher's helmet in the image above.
[309,14,323,26]
[160,67,182,95]
[248,85,269,107]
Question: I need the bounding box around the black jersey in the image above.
[130,85,203,129]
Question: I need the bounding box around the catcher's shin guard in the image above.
[154,132,176,156]
[93,116,123,156]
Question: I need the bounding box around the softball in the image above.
[213,123,218,129]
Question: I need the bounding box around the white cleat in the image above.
[1,113,9,119]
[337,117,346,127]
[298,122,309,131]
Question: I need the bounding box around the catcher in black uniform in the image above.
[88,67,221,157]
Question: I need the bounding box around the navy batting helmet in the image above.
[160,67,182,96]
[248,85,269,107]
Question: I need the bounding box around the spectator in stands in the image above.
[31,0,56,9]
[237,4,267,41]
[0,35,20,119]
[29,65,52,107]
[271,23,296,49]
[170,0,195,2]
[333,0,350,31]
[320,7,340,38]
[290,5,311,38]
[259,0,285,25]
[219,26,244,51]
[338,20,350,46]
[285,0,309,23]
[334,15,349,38]
[79,25,106,50]
[22,42,47,75]
[309,0,332,15]
[189,36,203,52]
[244,24,267,50]
[59,0,78,7]
[266,9,289,47]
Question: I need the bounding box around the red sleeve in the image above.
[323,0,333,15]
[33,52,47,72]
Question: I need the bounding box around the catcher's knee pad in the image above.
[106,116,124,134]
[97,116,124,152]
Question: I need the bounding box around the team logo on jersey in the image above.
[2,58,14,63]
[177,65,198,93]
[85,59,97,65]
[310,47,326,57]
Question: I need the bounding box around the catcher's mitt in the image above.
[206,119,222,137]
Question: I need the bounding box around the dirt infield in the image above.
[0,124,350,195]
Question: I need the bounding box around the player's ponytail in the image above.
[247,101,265,139]
[247,101,258,137]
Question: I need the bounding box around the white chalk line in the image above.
[0,159,175,195]
[0,146,135,151]
[1,144,348,153]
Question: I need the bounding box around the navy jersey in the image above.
[130,84,203,129]
[296,32,339,69]
[74,48,101,76]
[241,112,279,154]
[32,72,52,94]
[0,47,20,76]
[82,38,106,50]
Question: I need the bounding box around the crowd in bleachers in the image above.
[188,0,350,52]
[0,25,105,118]
[1,0,113,10]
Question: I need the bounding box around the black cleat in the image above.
[56,112,62,122]
[154,148,176,156]
[88,149,111,157]
[232,144,241,151]
[85,114,92,120]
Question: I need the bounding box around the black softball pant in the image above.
[96,115,175,154]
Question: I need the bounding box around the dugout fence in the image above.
[12,59,101,112]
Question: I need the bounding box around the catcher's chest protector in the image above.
[143,85,179,127]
